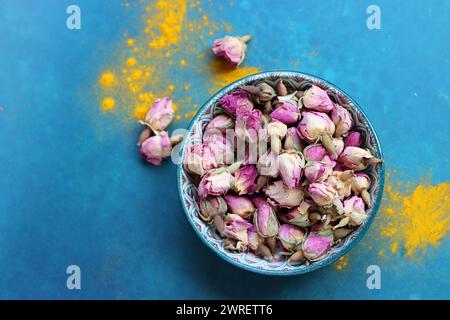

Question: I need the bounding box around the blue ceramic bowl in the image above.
[177,71,384,275]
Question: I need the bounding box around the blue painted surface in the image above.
[0,0,449,299]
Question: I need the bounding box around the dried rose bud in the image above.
[203,134,234,165]
[278,224,305,252]
[308,182,337,206]
[235,108,263,142]
[219,89,253,115]
[344,131,362,148]
[275,79,288,96]
[205,114,234,135]
[247,226,263,251]
[287,200,313,227]
[300,85,334,112]
[351,173,371,193]
[278,152,305,189]
[252,198,280,238]
[142,97,174,132]
[326,171,352,200]
[212,35,251,67]
[303,144,327,161]
[302,229,334,261]
[224,194,255,219]
[257,150,279,177]
[297,111,336,157]
[197,167,234,199]
[232,165,258,195]
[331,104,352,138]
[199,196,227,222]
[242,83,276,104]
[223,214,253,248]
[338,146,382,171]
[284,127,303,153]
[184,143,217,176]
[264,180,304,208]
[140,131,171,165]
[332,138,345,158]
[344,196,367,226]
[304,160,333,183]
[267,120,287,154]
[270,102,300,125]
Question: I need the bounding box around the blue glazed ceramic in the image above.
[177,71,384,276]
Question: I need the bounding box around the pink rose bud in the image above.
[344,196,367,226]
[140,131,171,165]
[278,152,305,189]
[264,180,304,208]
[303,144,327,161]
[301,85,335,112]
[224,194,256,219]
[344,131,362,148]
[223,214,253,245]
[302,230,333,261]
[235,108,263,142]
[351,173,371,193]
[205,114,235,135]
[257,150,279,177]
[270,102,300,125]
[331,104,353,138]
[267,120,287,154]
[232,165,258,195]
[203,134,235,165]
[212,35,251,67]
[143,97,174,132]
[304,161,333,183]
[198,196,227,222]
[247,226,263,251]
[332,138,345,158]
[278,224,305,252]
[284,127,303,153]
[197,167,234,199]
[287,200,313,227]
[338,146,382,171]
[252,198,280,238]
[184,143,217,176]
[297,111,335,142]
[219,89,254,115]
[308,182,337,206]
[326,171,352,200]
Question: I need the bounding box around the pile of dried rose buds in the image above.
[184,79,382,264]
[137,97,183,165]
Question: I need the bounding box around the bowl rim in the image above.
[177,70,385,276]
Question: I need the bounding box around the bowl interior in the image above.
[177,71,384,275]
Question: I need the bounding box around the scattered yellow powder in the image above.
[99,71,117,87]
[335,255,349,271]
[209,60,260,93]
[126,57,137,67]
[180,59,187,66]
[168,84,175,91]
[126,38,134,46]
[101,97,116,111]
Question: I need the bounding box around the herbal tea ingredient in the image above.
[185,79,382,264]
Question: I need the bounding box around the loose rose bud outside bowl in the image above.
[177,71,384,275]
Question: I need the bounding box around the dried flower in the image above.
[267,120,287,154]
[270,102,300,125]
[224,194,255,219]
[140,131,171,165]
[278,224,305,252]
[326,171,352,200]
[303,144,327,161]
[343,196,367,226]
[219,89,253,115]
[141,97,174,132]
[264,180,304,208]
[205,114,235,135]
[199,196,227,222]
[241,82,276,104]
[284,127,303,152]
[344,131,362,148]
[304,160,333,183]
[278,152,305,189]
[287,200,313,227]
[223,214,253,249]
[302,229,333,261]
[212,35,251,67]
[253,198,280,238]
[338,146,382,171]
[301,85,334,112]
[233,165,258,195]
[297,111,337,157]
[331,104,352,138]
[235,108,263,142]
[247,226,264,251]
[198,167,234,199]
[351,173,371,206]
[204,134,235,165]
[184,143,217,176]
[308,182,337,206]
[257,150,279,177]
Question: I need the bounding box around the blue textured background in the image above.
[0,0,449,299]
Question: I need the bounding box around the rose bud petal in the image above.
[338,146,382,171]
[331,104,353,138]
[212,35,251,67]
[278,224,305,252]
[203,134,235,165]
[303,144,327,161]
[304,160,333,183]
[184,143,217,176]
[308,182,337,206]
[287,200,313,227]
[264,180,304,208]
[140,131,172,165]
[344,196,367,226]
[332,138,345,158]
[302,229,334,261]
[284,127,303,153]
[224,194,256,219]
[142,97,174,132]
[204,114,235,136]
[326,171,352,200]
[232,165,258,195]
[223,214,253,248]
[257,150,279,177]
[219,89,254,115]
[267,120,287,154]
[241,82,276,104]
[252,198,280,238]
[199,196,227,222]
[247,226,263,251]
[235,108,263,142]
[351,173,371,193]
[300,85,334,112]
[278,152,305,189]
[344,131,362,148]
[270,102,300,125]
[197,168,234,199]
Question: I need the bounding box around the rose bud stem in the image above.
[170,135,183,146]
[257,244,273,261]
[275,79,288,96]
[272,137,282,155]
[137,127,152,146]
[239,34,252,43]
[213,215,226,237]
[240,85,261,96]
[321,133,337,159]
[361,189,371,207]
[266,236,277,255]
[263,100,272,114]
[288,250,304,263]
[365,157,383,165]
